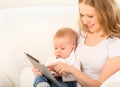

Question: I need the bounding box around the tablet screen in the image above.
[24,52,62,87]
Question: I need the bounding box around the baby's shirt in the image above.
[45,51,80,82]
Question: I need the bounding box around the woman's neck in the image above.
[85,32,107,46]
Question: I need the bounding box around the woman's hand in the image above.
[50,62,73,75]
[32,65,43,76]
[47,65,62,77]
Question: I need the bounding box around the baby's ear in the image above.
[72,44,76,50]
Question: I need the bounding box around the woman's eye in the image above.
[80,14,84,17]
[89,16,93,18]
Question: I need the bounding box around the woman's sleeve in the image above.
[108,38,120,58]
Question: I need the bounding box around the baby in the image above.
[33,27,80,87]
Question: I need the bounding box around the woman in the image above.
[51,0,120,87]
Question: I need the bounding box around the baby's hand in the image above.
[32,65,43,76]
[47,65,54,71]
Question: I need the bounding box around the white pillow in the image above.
[100,71,120,87]
[0,71,13,87]
[20,67,35,87]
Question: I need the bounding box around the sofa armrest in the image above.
[0,71,13,87]
[100,70,120,87]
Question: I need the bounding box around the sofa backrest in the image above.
[0,6,79,69]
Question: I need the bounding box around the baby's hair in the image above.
[54,27,78,45]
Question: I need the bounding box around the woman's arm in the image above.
[99,56,120,83]
[53,57,120,87]
[67,65,101,87]
[53,62,100,87]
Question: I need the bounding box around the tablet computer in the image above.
[24,52,61,87]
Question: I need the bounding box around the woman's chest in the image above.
[76,38,109,73]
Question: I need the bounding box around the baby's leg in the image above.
[33,75,50,87]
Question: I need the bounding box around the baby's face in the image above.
[53,37,75,58]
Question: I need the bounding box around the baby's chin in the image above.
[56,55,62,58]
[56,55,67,59]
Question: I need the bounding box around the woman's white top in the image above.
[75,36,120,80]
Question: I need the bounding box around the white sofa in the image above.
[0,5,120,87]
[0,6,79,87]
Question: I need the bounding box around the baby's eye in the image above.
[54,48,57,49]
[61,48,65,50]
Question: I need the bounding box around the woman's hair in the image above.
[54,27,78,45]
[78,0,120,38]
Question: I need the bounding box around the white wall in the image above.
[0,0,119,10]
[0,0,78,10]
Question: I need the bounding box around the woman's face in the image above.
[79,2,103,33]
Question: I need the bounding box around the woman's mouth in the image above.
[88,24,94,28]
[87,24,94,29]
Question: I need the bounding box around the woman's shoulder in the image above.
[107,37,120,58]
[107,37,120,46]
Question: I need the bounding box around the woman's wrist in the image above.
[68,65,79,74]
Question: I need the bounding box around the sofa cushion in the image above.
[0,71,13,87]
[101,71,120,87]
